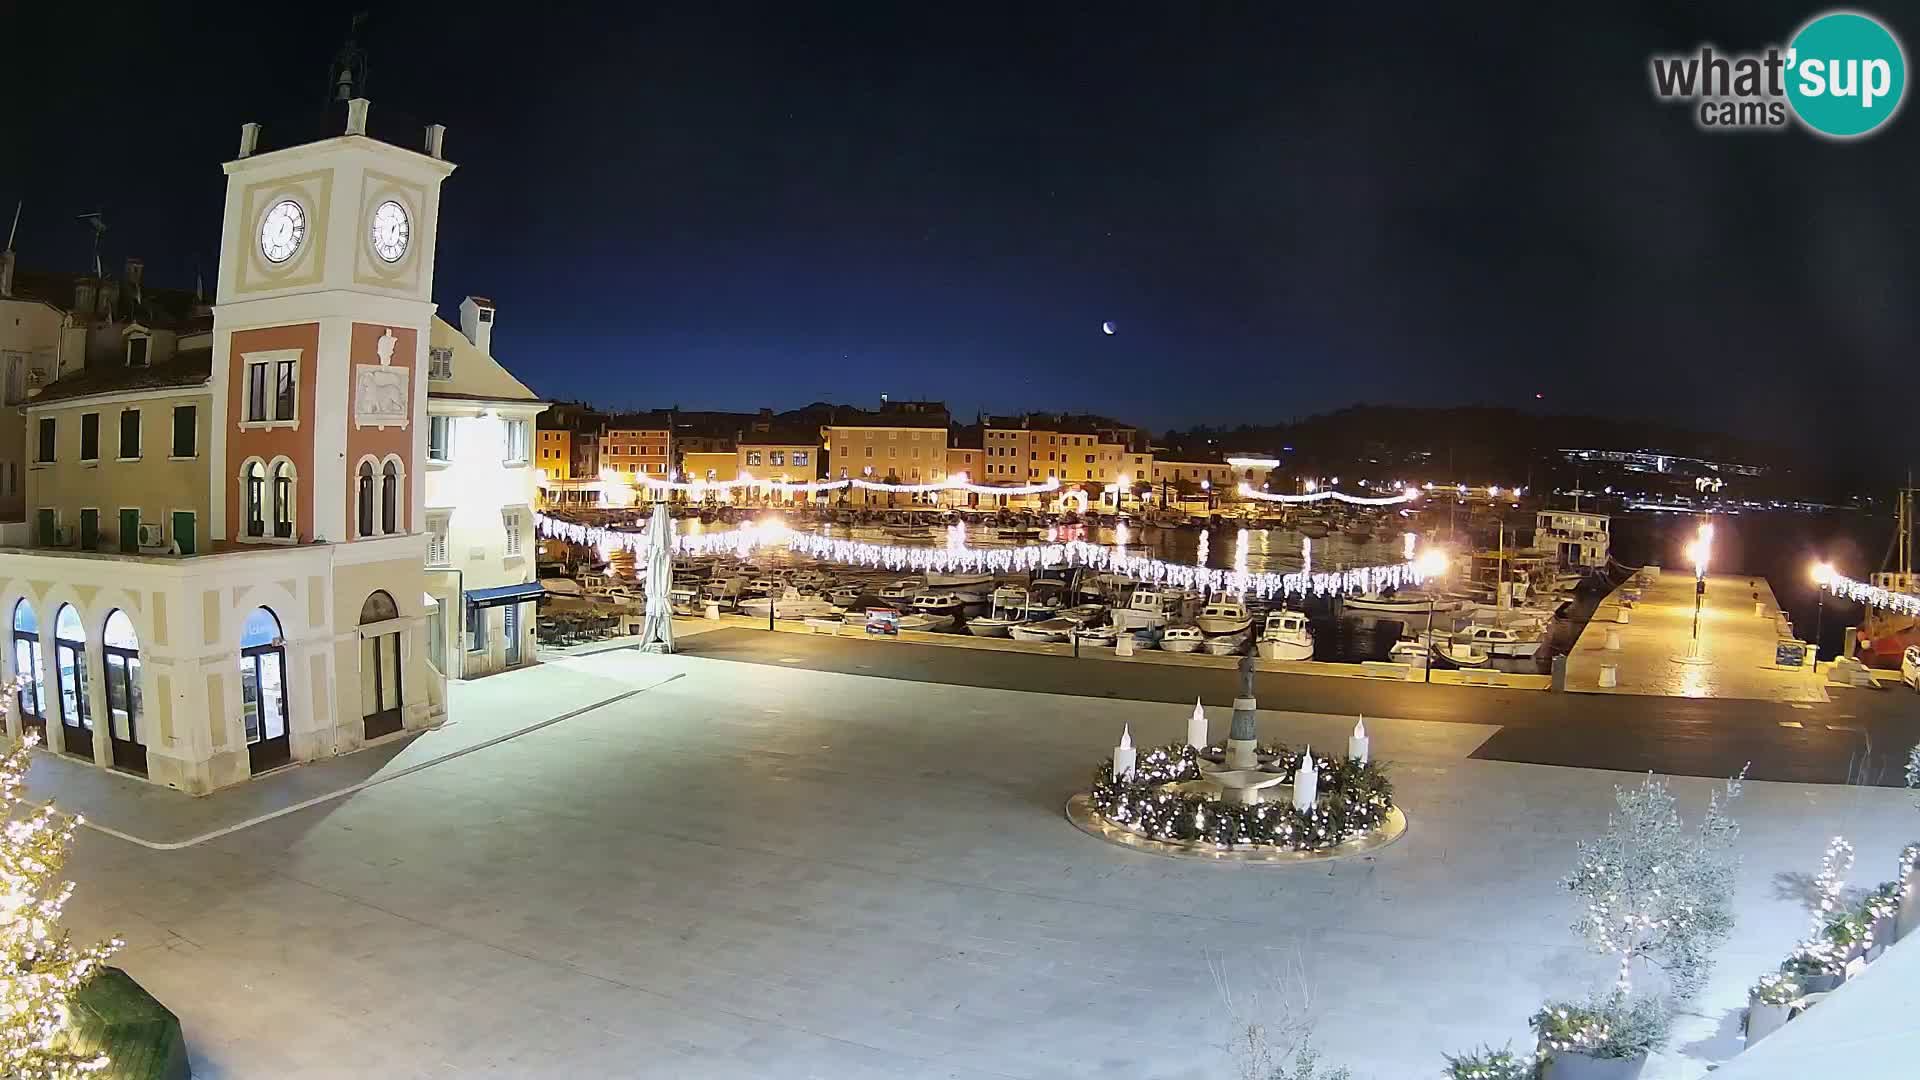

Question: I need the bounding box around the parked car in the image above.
[1903,645,1920,691]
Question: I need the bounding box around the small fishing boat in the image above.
[1194,597,1253,636]
[1072,623,1120,647]
[926,570,997,590]
[1450,622,1546,659]
[877,579,924,602]
[967,589,1024,637]
[897,612,954,632]
[998,527,1042,541]
[1430,640,1489,668]
[1202,630,1249,656]
[1009,618,1076,643]
[909,591,966,615]
[827,584,865,607]
[1112,589,1172,631]
[1159,625,1206,653]
[738,588,841,621]
[1255,611,1315,661]
[1389,638,1430,668]
[1344,590,1466,616]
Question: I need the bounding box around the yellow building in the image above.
[680,451,737,486]
[535,426,570,480]
[1152,459,1236,510]
[601,412,673,480]
[823,404,948,506]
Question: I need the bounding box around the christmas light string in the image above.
[1819,571,1920,617]
[631,472,1063,497]
[1235,483,1420,506]
[534,513,1430,599]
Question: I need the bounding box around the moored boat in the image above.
[1160,625,1206,653]
[1255,611,1315,661]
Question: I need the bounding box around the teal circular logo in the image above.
[1787,11,1907,137]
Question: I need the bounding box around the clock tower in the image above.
[210,99,456,546]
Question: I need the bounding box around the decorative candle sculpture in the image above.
[1112,724,1136,782]
[1227,653,1260,768]
[1187,698,1209,750]
[1348,716,1369,765]
[1292,747,1318,811]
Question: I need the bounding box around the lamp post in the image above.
[1415,549,1448,683]
[1687,521,1713,658]
[1201,478,1212,518]
[1811,560,1834,662]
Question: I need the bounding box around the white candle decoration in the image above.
[1293,746,1318,811]
[1112,724,1137,781]
[1348,715,1369,765]
[1187,698,1209,749]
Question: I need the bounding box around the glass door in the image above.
[504,603,521,666]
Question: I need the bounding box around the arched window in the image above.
[244,460,266,537]
[12,600,44,739]
[356,461,376,538]
[271,459,295,539]
[381,459,400,535]
[240,607,290,773]
[101,610,144,775]
[360,590,399,623]
[53,604,90,760]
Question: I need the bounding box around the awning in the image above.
[466,581,546,608]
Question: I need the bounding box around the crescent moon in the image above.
[1102,321,1115,335]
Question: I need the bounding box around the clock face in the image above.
[259,199,306,264]
[370,200,410,263]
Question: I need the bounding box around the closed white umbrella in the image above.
[639,501,675,653]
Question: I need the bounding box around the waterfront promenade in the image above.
[1565,570,1827,703]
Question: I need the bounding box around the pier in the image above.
[1565,569,1827,703]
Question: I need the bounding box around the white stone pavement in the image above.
[37,649,1920,1078]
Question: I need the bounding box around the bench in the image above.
[1359,661,1412,680]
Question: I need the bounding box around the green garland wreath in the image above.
[1088,742,1395,851]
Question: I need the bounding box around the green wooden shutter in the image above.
[79,509,98,551]
[170,512,195,556]
[118,509,139,553]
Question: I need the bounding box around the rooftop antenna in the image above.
[329,12,370,102]
[74,211,106,277]
[5,200,19,252]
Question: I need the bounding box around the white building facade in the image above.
[422,297,547,679]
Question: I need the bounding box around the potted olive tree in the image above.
[1744,971,1798,1044]
[1531,994,1669,1080]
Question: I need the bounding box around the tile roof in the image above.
[29,347,212,405]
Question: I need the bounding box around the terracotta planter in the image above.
[1540,1049,1647,1080]
[1745,997,1792,1044]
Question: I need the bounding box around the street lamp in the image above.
[1415,549,1449,683]
[1686,521,1713,656]
[1811,560,1835,663]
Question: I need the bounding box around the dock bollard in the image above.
[1616,607,1631,625]
[1605,627,1621,651]
[1115,633,1134,657]
[704,601,721,621]
[1754,601,1765,617]
[1599,663,1618,688]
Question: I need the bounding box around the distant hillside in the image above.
[1162,405,1788,478]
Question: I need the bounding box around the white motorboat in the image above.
[897,612,954,632]
[1255,611,1315,661]
[1195,597,1253,636]
[701,575,749,604]
[1389,638,1430,668]
[744,577,783,597]
[1450,623,1545,659]
[1009,618,1076,643]
[738,588,841,621]
[1431,640,1490,668]
[877,579,924,602]
[1202,631,1249,656]
[926,570,996,590]
[1072,623,1120,647]
[1345,590,1466,616]
[1160,625,1206,653]
[967,588,1025,637]
[910,591,966,615]
[827,584,865,607]
[1112,589,1172,631]
[998,527,1042,541]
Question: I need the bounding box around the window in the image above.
[245,461,266,537]
[2,353,22,405]
[792,451,809,467]
[118,409,140,459]
[428,346,453,380]
[245,357,297,423]
[381,460,400,534]
[79,413,98,461]
[864,446,873,458]
[503,509,523,556]
[426,514,450,566]
[466,603,487,653]
[171,405,196,457]
[770,451,785,466]
[501,419,528,464]
[429,415,452,462]
[889,447,897,459]
[746,451,762,466]
[127,335,149,368]
[356,462,376,537]
[272,461,294,538]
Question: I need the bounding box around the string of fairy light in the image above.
[607,470,1064,498]
[534,514,1434,599]
[1817,569,1920,617]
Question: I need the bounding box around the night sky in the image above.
[7,2,1916,468]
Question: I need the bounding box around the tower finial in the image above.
[329,12,370,102]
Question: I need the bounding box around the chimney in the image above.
[459,295,496,355]
[423,123,447,160]
[346,97,370,136]
[124,257,144,302]
[238,122,260,158]
[0,250,13,298]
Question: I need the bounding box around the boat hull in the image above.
[1256,638,1314,661]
